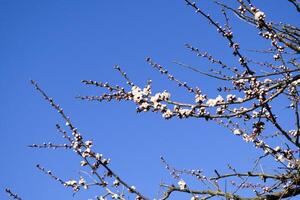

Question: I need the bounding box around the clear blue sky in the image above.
[0,1,298,199]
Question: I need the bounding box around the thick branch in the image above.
[161,184,300,200]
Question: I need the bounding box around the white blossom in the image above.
[216,107,224,115]
[191,196,199,200]
[215,95,224,102]
[273,54,280,60]
[161,91,171,101]
[207,95,225,107]
[153,102,161,110]
[195,94,206,103]
[80,160,87,166]
[252,111,259,118]
[263,78,272,84]
[226,94,236,102]
[206,99,217,107]
[131,86,142,96]
[78,177,86,185]
[179,109,192,117]
[233,129,242,135]
[276,154,285,162]
[95,153,102,160]
[72,141,79,149]
[130,185,136,192]
[85,140,93,147]
[263,186,271,192]
[139,102,150,111]
[237,97,243,102]
[243,134,254,142]
[142,85,151,95]
[82,148,92,158]
[238,5,246,14]
[287,162,295,168]
[162,109,173,119]
[274,146,281,152]
[254,140,264,148]
[198,107,207,115]
[113,179,120,187]
[178,179,187,190]
[133,93,143,103]
[65,180,77,187]
[150,93,161,103]
[264,145,273,154]
[254,11,265,21]
[292,79,300,86]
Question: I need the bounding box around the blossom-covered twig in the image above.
[77,1,300,199]
[30,80,149,200]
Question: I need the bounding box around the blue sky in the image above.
[0,1,299,199]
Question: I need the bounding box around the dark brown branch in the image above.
[184,0,255,75]
[288,0,300,12]
[161,184,300,200]
[5,188,22,200]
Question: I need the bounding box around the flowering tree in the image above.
[6,0,300,200]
